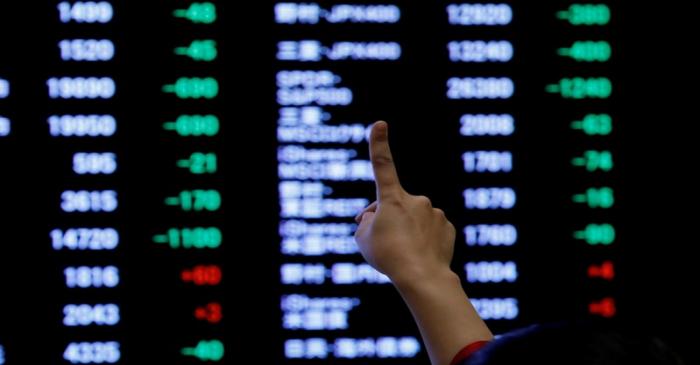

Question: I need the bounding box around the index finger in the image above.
[370,121,402,200]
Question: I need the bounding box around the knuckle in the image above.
[372,155,393,166]
[415,195,432,207]
[383,197,404,208]
[446,221,457,235]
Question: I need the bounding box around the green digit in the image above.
[574,224,616,245]
[559,41,611,62]
[571,114,613,135]
[177,153,218,174]
[572,150,613,172]
[173,3,217,24]
[182,340,224,361]
[175,40,218,61]
[573,187,615,208]
[163,78,219,99]
[547,77,612,99]
[558,4,610,25]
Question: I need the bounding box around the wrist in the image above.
[390,265,461,294]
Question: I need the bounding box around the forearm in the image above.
[393,268,493,365]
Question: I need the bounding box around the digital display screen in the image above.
[3,2,690,365]
[271,2,621,362]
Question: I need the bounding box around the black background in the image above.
[1,1,698,364]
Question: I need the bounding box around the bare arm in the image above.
[355,121,493,365]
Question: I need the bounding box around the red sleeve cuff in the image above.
[449,340,490,365]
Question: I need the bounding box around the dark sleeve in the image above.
[450,340,490,365]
